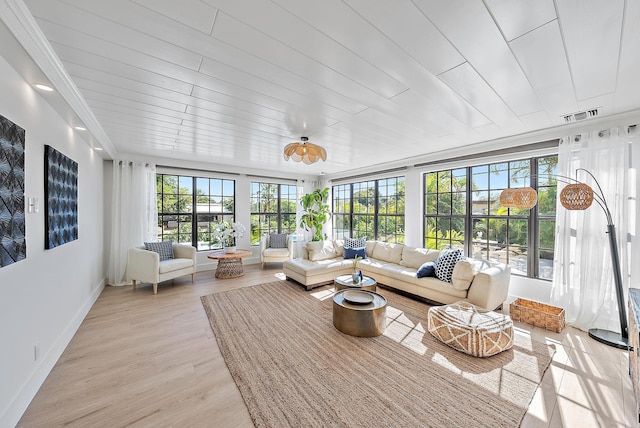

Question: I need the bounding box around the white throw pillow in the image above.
[306,241,337,261]
[451,260,476,291]
[399,246,439,269]
[333,239,345,257]
[372,242,403,264]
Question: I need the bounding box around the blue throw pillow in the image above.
[416,261,436,278]
[343,247,366,259]
[434,248,463,283]
[144,241,174,261]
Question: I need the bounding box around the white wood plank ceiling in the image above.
[18,0,640,175]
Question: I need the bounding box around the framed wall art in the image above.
[0,114,26,267]
[44,145,78,249]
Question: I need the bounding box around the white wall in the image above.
[0,56,105,427]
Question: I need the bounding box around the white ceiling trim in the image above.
[0,0,116,157]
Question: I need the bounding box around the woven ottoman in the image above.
[427,301,514,357]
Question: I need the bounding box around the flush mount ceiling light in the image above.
[283,136,327,164]
[73,126,87,131]
[33,83,54,92]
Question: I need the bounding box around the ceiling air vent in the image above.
[563,108,600,123]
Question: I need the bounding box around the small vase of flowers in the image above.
[351,256,363,283]
[213,221,246,253]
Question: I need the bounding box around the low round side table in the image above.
[334,274,377,292]
[207,249,251,279]
[333,290,387,337]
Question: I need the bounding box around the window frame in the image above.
[156,173,236,251]
[423,155,557,280]
[250,181,297,245]
[332,176,405,243]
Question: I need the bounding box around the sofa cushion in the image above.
[372,242,404,264]
[333,239,345,257]
[451,260,476,291]
[365,240,377,257]
[345,237,366,248]
[306,241,337,261]
[263,247,290,257]
[400,246,439,269]
[145,241,173,261]
[417,261,436,278]
[344,247,366,259]
[434,248,463,283]
[269,233,288,248]
[159,258,193,274]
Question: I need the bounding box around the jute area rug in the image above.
[201,280,554,427]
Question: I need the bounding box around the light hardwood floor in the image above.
[17,265,638,427]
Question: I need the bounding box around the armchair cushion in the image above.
[144,241,174,261]
[269,233,288,248]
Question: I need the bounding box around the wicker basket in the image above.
[509,298,566,333]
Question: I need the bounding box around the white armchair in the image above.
[127,243,197,294]
[260,234,294,268]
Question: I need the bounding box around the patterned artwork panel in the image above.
[0,114,26,268]
[45,145,78,249]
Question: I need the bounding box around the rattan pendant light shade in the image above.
[499,188,516,207]
[283,137,327,164]
[511,187,538,209]
[560,183,594,210]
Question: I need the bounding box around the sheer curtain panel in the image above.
[107,161,157,286]
[550,127,637,332]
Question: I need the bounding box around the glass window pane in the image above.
[451,192,466,215]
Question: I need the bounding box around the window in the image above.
[156,173,235,251]
[250,182,297,245]
[423,155,557,279]
[332,176,405,243]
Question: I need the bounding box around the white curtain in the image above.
[550,127,637,332]
[107,160,157,286]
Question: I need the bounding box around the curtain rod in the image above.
[246,174,297,183]
[413,140,559,168]
[330,166,408,183]
[156,164,240,176]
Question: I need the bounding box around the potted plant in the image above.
[213,221,246,253]
[299,187,331,241]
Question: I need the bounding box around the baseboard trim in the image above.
[1,277,106,427]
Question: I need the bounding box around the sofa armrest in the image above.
[466,263,511,310]
[173,243,196,262]
[287,235,294,259]
[260,235,268,253]
[127,247,160,283]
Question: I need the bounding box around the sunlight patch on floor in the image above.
[383,305,427,355]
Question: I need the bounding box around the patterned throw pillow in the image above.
[269,233,288,248]
[144,241,174,261]
[345,237,366,249]
[434,248,463,283]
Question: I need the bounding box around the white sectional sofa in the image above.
[283,240,511,310]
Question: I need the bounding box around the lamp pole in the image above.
[572,169,628,349]
[587,223,628,349]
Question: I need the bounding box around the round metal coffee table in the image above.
[332,289,387,337]
[334,274,377,292]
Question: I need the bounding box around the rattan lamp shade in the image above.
[283,137,327,164]
[560,183,594,210]
[511,187,538,209]
[499,188,516,207]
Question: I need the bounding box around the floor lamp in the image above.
[501,168,628,349]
